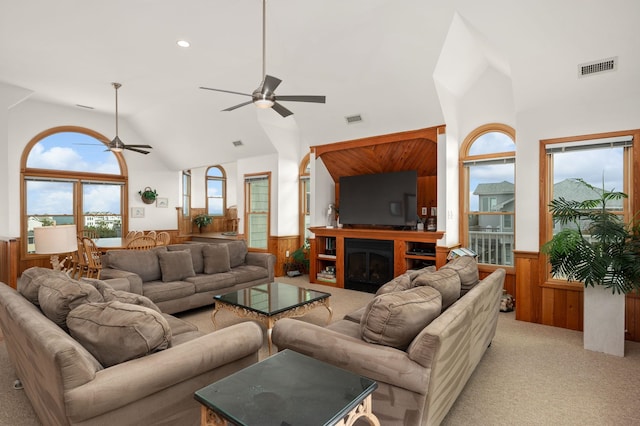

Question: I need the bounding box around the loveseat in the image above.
[100,240,276,314]
[272,257,505,426]
[0,267,263,426]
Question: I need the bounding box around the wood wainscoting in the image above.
[0,237,19,289]
[515,250,640,342]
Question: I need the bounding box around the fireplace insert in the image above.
[344,238,394,293]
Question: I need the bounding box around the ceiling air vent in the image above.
[578,57,617,77]
[345,114,363,124]
[232,140,243,147]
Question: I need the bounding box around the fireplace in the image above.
[344,238,394,293]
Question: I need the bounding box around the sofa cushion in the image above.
[185,273,237,292]
[202,244,231,274]
[105,247,166,282]
[167,243,205,274]
[228,264,269,283]
[18,267,68,305]
[360,285,442,350]
[413,268,461,309]
[67,301,172,367]
[225,240,248,268]
[37,275,104,330]
[142,280,195,303]
[441,255,480,296]
[82,278,161,313]
[157,250,196,282]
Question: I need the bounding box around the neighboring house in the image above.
[84,212,121,230]
[472,181,515,231]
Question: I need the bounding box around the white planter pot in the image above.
[583,285,625,357]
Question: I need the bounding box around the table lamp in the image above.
[34,225,78,270]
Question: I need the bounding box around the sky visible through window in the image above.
[468,132,515,211]
[27,132,121,214]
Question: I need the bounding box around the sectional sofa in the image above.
[99,240,276,314]
[0,267,264,425]
[272,256,505,425]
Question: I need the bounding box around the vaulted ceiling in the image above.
[2,0,638,171]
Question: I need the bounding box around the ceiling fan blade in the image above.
[125,144,153,149]
[271,102,294,118]
[125,146,151,154]
[276,95,326,104]
[260,75,282,94]
[223,100,254,112]
[199,87,252,97]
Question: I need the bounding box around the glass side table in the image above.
[195,349,380,426]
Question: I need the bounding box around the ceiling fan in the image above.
[106,82,153,155]
[199,0,325,118]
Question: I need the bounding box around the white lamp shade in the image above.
[34,225,78,254]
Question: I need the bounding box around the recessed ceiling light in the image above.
[177,40,190,48]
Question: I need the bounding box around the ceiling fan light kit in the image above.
[199,0,325,117]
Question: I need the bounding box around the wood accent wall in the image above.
[312,126,442,217]
[515,250,640,342]
[0,237,20,289]
[269,235,301,277]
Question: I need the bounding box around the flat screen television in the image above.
[339,170,417,228]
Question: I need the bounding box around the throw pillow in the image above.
[105,247,167,282]
[81,278,161,313]
[37,274,103,330]
[167,243,205,274]
[360,286,442,350]
[157,250,196,282]
[375,273,412,295]
[202,244,231,274]
[413,268,461,309]
[441,256,480,296]
[67,301,172,367]
[17,266,68,306]
[225,240,248,268]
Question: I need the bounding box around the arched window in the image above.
[21,126,127,254]
[206,166,226,216]
[299,153,311,245]
[460,124,515,267]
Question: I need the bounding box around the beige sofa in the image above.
[100,240,276,314]
[0,268,263,426]
[272,257,505,426]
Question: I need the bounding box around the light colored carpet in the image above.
[1,276,639,425]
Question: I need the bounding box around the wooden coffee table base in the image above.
[211,297,332,354]
[200,394,380,426]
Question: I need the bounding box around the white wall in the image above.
[6,99,179,235]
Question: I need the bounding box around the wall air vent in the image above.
[232,140,243,147]
[345,114,363,124]
[578,57,617,77]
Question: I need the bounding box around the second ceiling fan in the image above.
[199,0,325,118]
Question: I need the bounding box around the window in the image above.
[299,154,311,246]
[21,127,127,254]
[541,132,634,283]
[460,124,516,267]
[206,166,226,216]
[182,170,191,217]
[244,173,270,250]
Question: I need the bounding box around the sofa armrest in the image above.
[246,252,276,281]
[99,268,143,294]
[64,321,263,422]
[272,318,428,394]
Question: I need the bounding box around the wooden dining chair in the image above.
[145,230,157,239]
[155,231,170,246]
[124,230,139,244]
[82,229,99,239]
[82,237,103,279]
[126,235,157,250]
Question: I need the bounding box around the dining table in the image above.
[93,237,128,251]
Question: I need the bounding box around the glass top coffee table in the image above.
[195,349,380,426]
[212,282,332,354]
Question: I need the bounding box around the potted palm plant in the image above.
[541,178,640,356]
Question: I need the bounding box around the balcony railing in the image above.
[468,230,514,266]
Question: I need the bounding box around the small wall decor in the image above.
[138,187,158,204]
[156,197,168,208]
[131,207,145,218]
